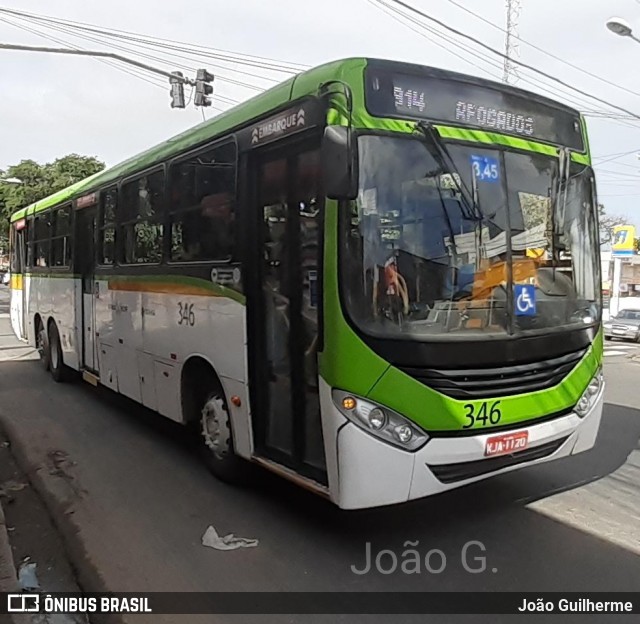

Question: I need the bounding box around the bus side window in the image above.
[168,141,237,263]
[120,170,165,264]
[51,205,71,267]
[26,217,34,268]
[33,211,51,268]
[99,187,117,265]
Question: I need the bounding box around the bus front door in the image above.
[76,206,98,372]
[248,146,327,484]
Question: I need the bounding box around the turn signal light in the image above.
[342,396,357,410]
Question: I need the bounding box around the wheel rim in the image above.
[201,396,231,460]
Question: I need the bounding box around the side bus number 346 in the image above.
[462,400,502,429]
[178,302,195,326]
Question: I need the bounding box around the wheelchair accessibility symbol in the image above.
[515,284,536,317]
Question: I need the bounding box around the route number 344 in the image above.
[462,400,502,429]
[177,302,195,326]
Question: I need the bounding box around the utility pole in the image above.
[0,43,214,110]
[503,0,521,84]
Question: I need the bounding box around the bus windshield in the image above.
[340,134,600,339]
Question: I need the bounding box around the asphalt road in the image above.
[0,287,638,624]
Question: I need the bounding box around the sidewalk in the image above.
[0,288,37,621]
[0,288,85,623]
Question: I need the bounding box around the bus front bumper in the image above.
[331,385,605,510]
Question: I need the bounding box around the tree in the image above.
[598,203,628,245]
[0,154,105,237]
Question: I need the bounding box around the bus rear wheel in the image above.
[48,322,71,383]
[199,390,248,483]
[36,319,50,371]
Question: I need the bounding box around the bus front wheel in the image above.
[199,390,249,483]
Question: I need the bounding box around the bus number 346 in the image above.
[462,401,502,429]
[178,302,196,326]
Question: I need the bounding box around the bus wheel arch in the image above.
[34,314,50,371]
[180,356,249,483]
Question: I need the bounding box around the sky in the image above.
[2,0,640,226]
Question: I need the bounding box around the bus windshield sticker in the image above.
[361,188,378,215]
[470,155,500,183]
[514,284,536,316]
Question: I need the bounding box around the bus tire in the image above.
[48,322,71,383]
[199,388,249,483]
[36,318,50,371]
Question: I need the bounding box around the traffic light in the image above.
[169,71,185,109]
[194,69,214,107]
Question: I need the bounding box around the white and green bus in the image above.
[8,58,604,509]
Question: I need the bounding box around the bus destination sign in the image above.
[365,68,584,151]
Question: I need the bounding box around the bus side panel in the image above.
[9,275,24,341]
[51,276,80,371]
[95,278,118,388]
[113,288,142,403]
[140,287,253,458]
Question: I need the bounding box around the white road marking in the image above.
[604,343,640,358]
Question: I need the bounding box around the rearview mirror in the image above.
[321,126,358,200]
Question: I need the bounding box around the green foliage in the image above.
[0,154,105,238]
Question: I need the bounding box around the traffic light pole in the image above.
[0,42,195,85]
[0,42,218,109]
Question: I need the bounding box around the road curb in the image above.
[0,500,31,624]
[0,416,124,624]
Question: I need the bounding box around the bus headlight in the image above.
[574,368,603,418]
[333,389,429,451]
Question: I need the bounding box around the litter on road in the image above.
[18,559,39,590]
[202,525,258,551]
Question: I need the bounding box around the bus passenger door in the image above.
[76,207,98,371]
[9,222,28,340]
[247,145,327,484]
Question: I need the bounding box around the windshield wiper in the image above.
[549,147,572,279]
[414,121,483,222]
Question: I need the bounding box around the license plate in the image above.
[485,431,529,457]
[613,329,626,334]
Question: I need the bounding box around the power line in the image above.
[1,12,268,94]
[0,16,167,90]
[0,6,308,74]
[444,0,640,101]
[369,0,640,131]
[366,0,505,79]
[594,149,640,165]
[376,0,640,123]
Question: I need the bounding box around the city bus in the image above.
[8,57,604,509]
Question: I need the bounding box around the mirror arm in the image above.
[318,80,355,183]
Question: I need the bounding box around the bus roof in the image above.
[10,56,584,222]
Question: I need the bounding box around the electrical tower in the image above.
[503,0,521,84]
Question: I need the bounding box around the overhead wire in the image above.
[374,0,640,124]
[1,11,265,94]
[0,15,167,90]
[0,14,231,117]
[0,6,308,74]
[369,0,640,132]
[444,0,640,101]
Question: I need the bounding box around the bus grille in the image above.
[399,348,587,400]
[428,437,569,484]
